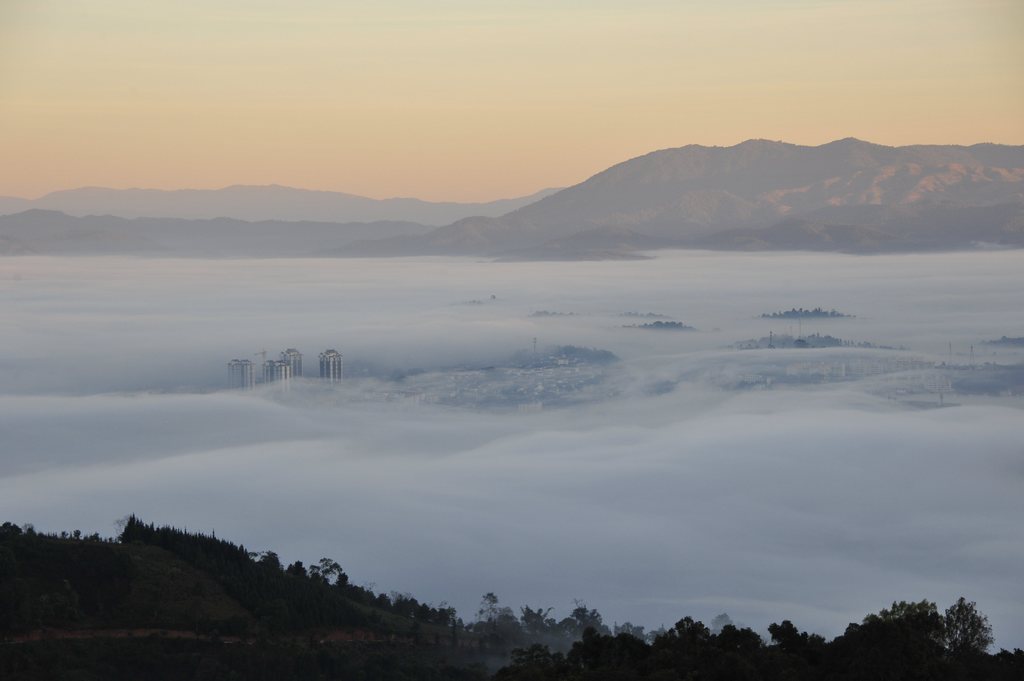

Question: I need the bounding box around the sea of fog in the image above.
[2,251,1023,646]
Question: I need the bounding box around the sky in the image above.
[1,0,1022,201]
[3,251,1023,646]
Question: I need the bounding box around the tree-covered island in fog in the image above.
[985,336,1024,347]
[622,321,697,331]
[734,333,900,350]
[761,307,854,319]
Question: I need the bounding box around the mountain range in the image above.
[0,185,560,226]
[3,139,1023,258]
[343,138,1024,258]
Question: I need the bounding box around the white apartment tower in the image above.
[281,348,303,377]
[263,359,293,390]
[227,359,255,390]
[319,349,344,382]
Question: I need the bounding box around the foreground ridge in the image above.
[1,519,1021,680]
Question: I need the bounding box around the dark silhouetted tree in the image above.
[944,596,994,657]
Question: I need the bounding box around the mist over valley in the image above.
[4,1,1023,675]
[3,250,1022,650]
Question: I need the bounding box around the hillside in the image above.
[696,202,1024,253]
[2,519,1022,680]
[344,139,1024,258]
[5,140,1022,259]
[0,519,490,679]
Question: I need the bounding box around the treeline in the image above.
[5,519,1024,680]
[0,519,461,637]
[127,511,641,647]
[496,601,1023,681]
[468,593,612,652]
[118,516,367,634]
[762,308,852,319]
[985,336,1024,346]
[118,516,461,635]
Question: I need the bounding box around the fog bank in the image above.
[1,251,1022,646]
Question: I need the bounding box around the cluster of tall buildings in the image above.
[227,348,344,390]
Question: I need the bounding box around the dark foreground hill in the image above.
[1,519,1021,680]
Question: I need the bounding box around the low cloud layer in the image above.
[2,252,1022,646]
[4,251,1023,394]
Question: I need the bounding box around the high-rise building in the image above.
[228,359,255,390]
[319,349,344,382]
[281,348,303,377]
[264,359,293,390]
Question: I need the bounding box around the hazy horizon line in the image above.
[0,183,565,205]
[6,136,1023,203]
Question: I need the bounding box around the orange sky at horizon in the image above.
[1,0,1022,202]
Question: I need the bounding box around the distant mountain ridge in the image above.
[3,139,1023,258]
[0,185,561,226]
[343,138,1024,257]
